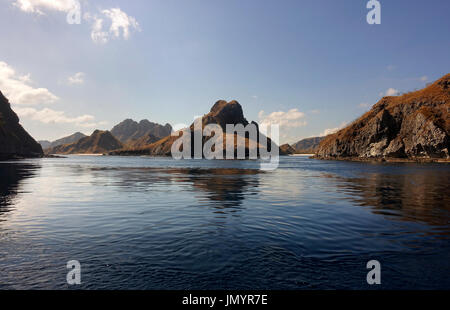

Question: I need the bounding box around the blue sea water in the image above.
[0,155,449,289]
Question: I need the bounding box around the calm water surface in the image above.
[0,155,449,289]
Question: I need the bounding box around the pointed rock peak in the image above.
[210,100,229,113]
[210,100,243,116]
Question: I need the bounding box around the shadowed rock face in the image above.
[0,91,43,159]
[111,119,172,144]
[317,74,450,159]
[46,130,123,154]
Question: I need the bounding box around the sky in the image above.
[0,0,449,143]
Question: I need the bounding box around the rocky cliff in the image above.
[0,90,43,159]
[46,130,123,154]
[316,74,450,160]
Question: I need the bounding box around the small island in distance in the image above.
[1,74,449,162]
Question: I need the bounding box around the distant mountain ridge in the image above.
[292,136,325,154]
[0,90,43,159]
[110,119,172,144]
[39,132,87,150]
[316,74,450,160]
[46,130,123,155]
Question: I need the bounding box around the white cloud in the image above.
[67,72,85,85]
[358,102,371,109]
[420,76,428,82]
[15,107,103,128]
[1,61,105,131]
[0,61,58,105]
[385,88,399,96]
[102,8,140,40]
[88,8,140,44]
[13,0,79,14]
[319,122,348,137]
[258,109,307,128]
[310,109,320,114]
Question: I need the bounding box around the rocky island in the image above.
[109,100,284,157]
[316,74,450,162]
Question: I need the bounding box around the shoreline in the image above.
[313,156,450,163]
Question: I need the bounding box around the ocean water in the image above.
[0,155,449,289]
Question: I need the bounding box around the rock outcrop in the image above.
[110,100,280,157]
[292,136,325,154]
[110,119,172,144]
[46,130,123,154]
[316,74,450,160]
[0,90,43,159]
[280,144,296,155]
[39,132,87,150]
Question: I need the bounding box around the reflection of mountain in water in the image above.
[329,169,450,227]
[183,168,260,210]
[87,166,260,212]
[0,162,41,214]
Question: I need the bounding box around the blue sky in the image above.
[0,0,449,143]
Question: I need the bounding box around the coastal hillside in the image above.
[46,130,123,154]
[39,132,87,150]
[110,100,282,156]
[0,90,43,159]
[280,144,296,155]
[292,137,325,154]
[316,74,450,160]
[110,119,172,144]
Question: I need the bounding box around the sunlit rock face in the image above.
[0,91,43,159]
[317,74,450,159]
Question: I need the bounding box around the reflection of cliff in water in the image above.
[0,162,41,214]
[329,169,450,227]
[183,168,260,210]
[87,166,260,212]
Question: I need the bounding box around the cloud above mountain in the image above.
[1,61,104,128]
[258,109,307,128]
[0,61,58,105]
[320,121,348,137]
